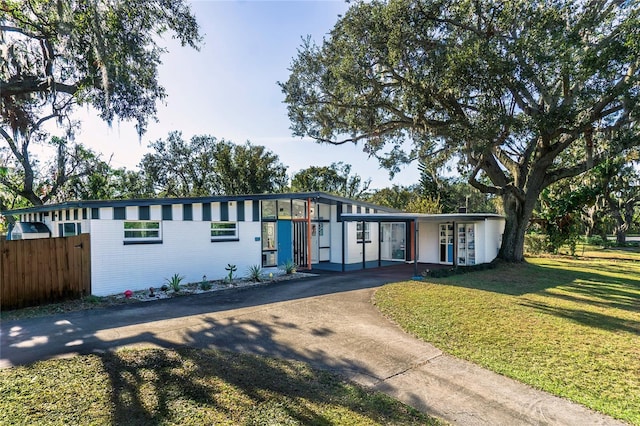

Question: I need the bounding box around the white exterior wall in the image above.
[344,222,361,264]
[417,222,439,263]
[150,205,162,220]
[343,221,379,264]
[90,219,262,296]
[416,218,505,265]
[483,218,505,263]
[366,223,380,262]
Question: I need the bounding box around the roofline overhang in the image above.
[340,212,505,222]
[1,191,399,216]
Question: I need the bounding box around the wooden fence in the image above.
[1,234,91,310]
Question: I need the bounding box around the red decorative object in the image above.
[124,289,133,298]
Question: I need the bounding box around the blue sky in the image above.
[72,0,420,189]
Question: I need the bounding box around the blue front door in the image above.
[277,220,292,265]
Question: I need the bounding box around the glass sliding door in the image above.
[381,223,406,261]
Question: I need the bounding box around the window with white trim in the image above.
[356,222,371,243]
[59,222,81,237]
[211,222,238,241]
[124,221,161,243]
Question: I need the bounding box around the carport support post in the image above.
[306,197,312,270]
[453,221,457,267]
[361,221,366,269]
[414,218,418,277]
[341,220,345,272]
[378,221,382,267]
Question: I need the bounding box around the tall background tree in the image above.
[290,162,371,199]
[0,0,201,209]
[598,155,640,244]
[139,132,289,197]
[281,0,640,261]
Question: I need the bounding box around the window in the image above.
[220,202,229,221]
[262,222,276,250]
[60,222,81,237]
[139,206,150,220]
[202,202,211,221]
[261,222,277,267]
[237,200,245,221]
[183,203,193,221]
[292,200,306,219]
[162,205,172,220]
[124,221,161,243]
[277,200,291,219]
[114,207,126,220]
[357,222,371,243]
[211,222,238,241]
[261,200,276,220]
[252,200,260,222]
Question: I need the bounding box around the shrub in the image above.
[524,233,549,255]
[165,273,184,293]
[84,295,101,305]
[200,275,212,291]
[225,264,237,283]
[585,235,606,247]
[422,262,497,278]
[279,260,297,275]
[247,265,263,282]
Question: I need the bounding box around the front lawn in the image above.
[0,347,441,425]
[374,254,640,425]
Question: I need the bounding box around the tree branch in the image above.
[0,127,25,163]
[468,162,504,195]
[0,76,78,97]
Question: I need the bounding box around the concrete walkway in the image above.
[0,266,625,425]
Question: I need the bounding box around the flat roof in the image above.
[341,212,504,222]
[1,192,399,215]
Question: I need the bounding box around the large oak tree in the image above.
[280,0,640,261]
[0,0,200,208]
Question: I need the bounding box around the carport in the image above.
[340,212,505,277]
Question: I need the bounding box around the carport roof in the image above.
[341,212,504,222]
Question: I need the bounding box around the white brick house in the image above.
[3,192,505,296]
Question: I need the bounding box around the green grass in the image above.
[559,243,640,260]
[0,347,442,425]
[374,254,640,425]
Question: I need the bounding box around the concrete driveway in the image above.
[0,266,624,425]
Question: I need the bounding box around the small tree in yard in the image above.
[281,0,640,261]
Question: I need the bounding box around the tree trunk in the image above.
[610,203,629,246]
[497,190,536,262]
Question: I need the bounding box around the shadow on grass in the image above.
[518,300,640,335]
[440,260,639,297]
[99,317,426,425]
[544,279,640,313]
[434,259,639,335]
